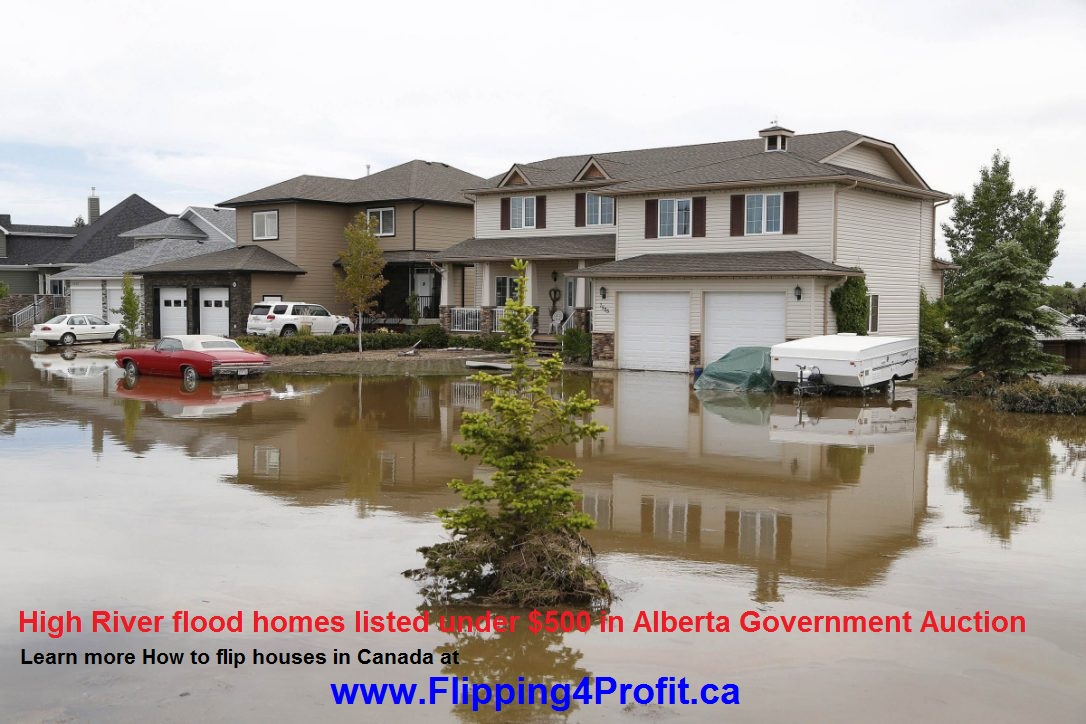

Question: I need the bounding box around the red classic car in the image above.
[115,335,271,385]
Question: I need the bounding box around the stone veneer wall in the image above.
[140,272,253,339]
[592,332,614,361]
[0,294,65,331]
[689,334,701,369]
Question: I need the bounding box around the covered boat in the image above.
[694,346,774,392]
[770,334,918,390]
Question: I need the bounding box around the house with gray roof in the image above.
[219,159,485,323]
[433,126,951,372]
[52,206,239,335]
[1,191,169,328]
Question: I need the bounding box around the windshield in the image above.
[200,340,242,350]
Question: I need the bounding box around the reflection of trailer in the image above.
[771,334,918,391]
[770,389,917,446]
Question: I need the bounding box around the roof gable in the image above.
[573,158,611,182]
[819,138,929,189]
[497,165,531,187]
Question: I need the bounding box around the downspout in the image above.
[932,197,952,296]
[410,201,425,297]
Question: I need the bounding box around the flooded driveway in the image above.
[1,341,1084,722]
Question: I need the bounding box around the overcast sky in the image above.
[2,0,1083,280]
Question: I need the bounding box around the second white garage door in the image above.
[703,292,787,363]
[159,287,188,336]
[199,287,230,337]
[617,292,690,372]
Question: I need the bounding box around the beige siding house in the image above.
[436,126,951,371]
[143,159,488,332]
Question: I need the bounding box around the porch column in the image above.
[575,259,587,307]
[439,264,452,306]
[523,260,535,307]
[479,262,493,306]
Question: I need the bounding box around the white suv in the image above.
[246,302,354,337]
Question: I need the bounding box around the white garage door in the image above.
[703,292,786,363]
[159,287,188,336]
[617,292,690,372]
[199,287,230,337]
[69,285,102,316]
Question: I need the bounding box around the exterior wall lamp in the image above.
[551,270,559,282]
[794,285,803,301]
[599,286,607,299]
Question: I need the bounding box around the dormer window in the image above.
[759,125,795,153]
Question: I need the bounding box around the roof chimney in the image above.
[88,187,101,224]
[366,164,371,177]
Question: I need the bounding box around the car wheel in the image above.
[124,360,138,377]
[181,366,198,386]
[112,329,128,343]
[334,325,349,335]
[280,326,297,337]
[60,332,76,346]
[181,375,198,394]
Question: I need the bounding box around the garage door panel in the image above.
[617,292,689,372]
[199,287,230,337]
[704,292,786,363]
[70,286,102,316]
[159,287,187,337]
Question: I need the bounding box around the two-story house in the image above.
[435,127,950,371]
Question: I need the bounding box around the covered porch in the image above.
[349,251,443,326]
[431,235,615,336]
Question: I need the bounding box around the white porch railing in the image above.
[451,307,481,332]
[560,313,576,334]
[11,295,62,329]
[492,306,509,332]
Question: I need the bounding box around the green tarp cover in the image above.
[693,346,774,392]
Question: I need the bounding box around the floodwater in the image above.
[1,340,1084,723]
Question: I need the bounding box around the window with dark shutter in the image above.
[730,195,744,236]
[692,197,707,237]
[500,198,511,231]
[783,191,799,234]
[536,195,547,229]
[575,193,586,227]
[645,200,658,239]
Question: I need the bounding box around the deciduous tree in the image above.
[336,213,388,353]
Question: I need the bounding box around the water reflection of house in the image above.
[579,372,934,598]
[229,377,473,513]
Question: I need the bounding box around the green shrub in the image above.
[918,289,953,367]
[996,380,1086,415]
[417,325,449,349]
[559,327,591,365]
[451,334,506,352]
[830,273,869,334]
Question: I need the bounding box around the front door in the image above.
[414,272,433,317]
[565,277,576,318]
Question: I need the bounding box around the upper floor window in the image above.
[587,193,615,225]
[745,193,782,235]
[868,294,880,333]
[367,207,395,236]
[659,199,692,237]
[252,210,279,240]
[511,196,536,229]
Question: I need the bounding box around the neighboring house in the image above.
[1,192,169,328]
[51,207,237,329]
[1036,305,1086,374]
[219,159,485,323]
[435,126,951,372]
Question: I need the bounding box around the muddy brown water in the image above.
[1,341,1084,722]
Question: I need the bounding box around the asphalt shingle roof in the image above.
[186,207,236,241]
[52,195,170,264]
[136,245,305,274]
[119,216,205,239]
[52,239,235,280]
[567,251,859,278]
[2,236,73,265]
[476,131,942,198]
[431,234,616,263]
[221,160,486,207]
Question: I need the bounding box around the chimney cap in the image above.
[90,186,98,197]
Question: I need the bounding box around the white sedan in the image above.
[30,314,127,346]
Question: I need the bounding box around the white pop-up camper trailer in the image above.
[770,334,918,390]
